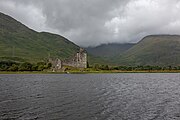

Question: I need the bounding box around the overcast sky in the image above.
[1,0,180,47]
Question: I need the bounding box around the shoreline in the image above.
[0,70,180,74]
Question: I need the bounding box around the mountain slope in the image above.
[116,35,180,66]
[85,43,135,58]
[0,12,79,62]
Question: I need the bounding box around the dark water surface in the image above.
[0,73,180,120]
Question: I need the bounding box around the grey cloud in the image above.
[0,0,180,47]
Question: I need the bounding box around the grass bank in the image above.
[0,70,180,74]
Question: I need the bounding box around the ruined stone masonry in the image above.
[50,48,87,71]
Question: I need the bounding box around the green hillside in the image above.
[85,43,135,66]
[0,12,79,62]
[85,43,135,58]
[88,35,180,66]
[116,35,180,66]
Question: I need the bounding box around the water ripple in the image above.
[0,73,180,120]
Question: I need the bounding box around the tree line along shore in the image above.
[0,60,180,73]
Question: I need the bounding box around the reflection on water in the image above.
[0,73,180,120]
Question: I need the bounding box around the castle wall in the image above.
[62,52,87,68]
[62,59,77,68]
[49,58,62,71]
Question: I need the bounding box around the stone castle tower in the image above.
[76,48,87,68]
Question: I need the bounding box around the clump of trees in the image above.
[0,61,52,71]
[91,64,180,71]
[92,64,109,71]
[111,65,180,71]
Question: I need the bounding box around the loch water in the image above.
[0,73,180,120]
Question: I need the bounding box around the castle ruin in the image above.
[50,48,87,71]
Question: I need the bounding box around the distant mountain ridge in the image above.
[86,35,180,66]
